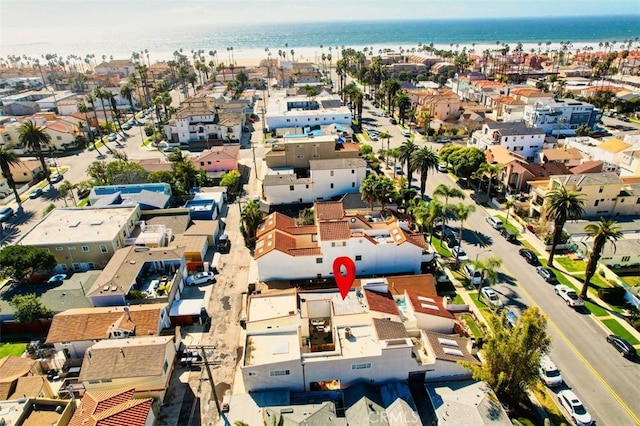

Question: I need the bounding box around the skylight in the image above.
[442,347,464,357]
[438,338,459,347]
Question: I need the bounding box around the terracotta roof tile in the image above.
[570,160,603,174]
[0,356,34,383]
[405,290,454,319]
[93,398,153,426]
[315,201,344,220]
[8,376,47,400]
[69,388,153,426]
[46,305,164,344]
[319,221,350,241]
[364,289,399,315]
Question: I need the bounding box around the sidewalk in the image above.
[482,205,640,345]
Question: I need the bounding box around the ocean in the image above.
[2,15,639,63]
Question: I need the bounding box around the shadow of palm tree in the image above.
[0,224,22,245]
[463,229,492,248]
[497,271,517,286]
[8,209,36,226]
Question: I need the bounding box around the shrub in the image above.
[126,289,147,300]
[597,286,627,305]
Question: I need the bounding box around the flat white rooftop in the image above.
[300,290,368,317]
[248,293,297,322]
[304,324,382,363]
[245,329,300,366]
[18,206,138,245]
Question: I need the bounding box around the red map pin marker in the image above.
[333,256,356,300]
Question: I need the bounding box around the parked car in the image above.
[557,390,592,426]
[389,118,397,124]
[479,286,503,309]
[536,266,558,284]
[77,188,91,199]
[50,174,64,183]
[0,207,14,222]
[395,165,404,175]
[186,271,216,286]
[539,354,563,387]
[606,334,637,358]
[217,234,230,253]
[499,227,517,242]
[486,216,504,229]
[370,134,379,141]
[401,130,411,137]
[122,122,133,130]
[435,136,451,143]
[555,284,585,308]
[437,163,448,172]
[450,246,469,261]
[504,309,518,329]
[464,263,483,287]
[518,248,539,265]
[29,188,43,199]
[108,133,117,142]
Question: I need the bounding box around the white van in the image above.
[486,216,503,229]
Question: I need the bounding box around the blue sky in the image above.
[2,0,639,31]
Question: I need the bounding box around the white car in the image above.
[539,354,563,387]
[479,286,503,309]
[557,390,592,426]
[186,271,216,286]
[450,246,469,261]
[437,163,448,172]
[555,284,585,308]
[370,134,379,141]
[401,130,411,137]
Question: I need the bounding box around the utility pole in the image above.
[198,346,222,415]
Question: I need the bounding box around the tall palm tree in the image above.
[433,183,465,239]
[452,203,476,265]
[77,100,93,141]
[397,139,418,189]
[0,147,23,212]
[471,256,503,290]
[17,120,52,186]
[241,200,264,247]
[477,162,502,197]
[84,93,102,140]
[544,187,585,267]
[581,219,622,298]
[379,130,392,167]
[120,83,135,113]
[411,147,439,198]
[94,87,111,137]
[504,199,516,226]
[359,174,377,211]
[59,180,78,207]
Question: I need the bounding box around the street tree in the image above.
[0,147,23,212]
[240,200,265,247]
[106,160,148,185]
[18,120,52,187]
[462,307,551,403]
[397,139,418,189]
[410,146,439,198]
[581,219,623,298]
[220,170,242,196]
[0,245,56,283]
[9,294,53,323]
[544,187,585,267]
[448,147,486,180]
[452,202,476,265]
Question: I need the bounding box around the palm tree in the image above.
[477,162,502,197]
[0,147,23,212]
[360,174,377,211]
[241,200,264,247]
[397,139,418,189]
[120,83,135,113]
[18,120,52,187]
[58,180,78,207]
[581,219,622,298]
[94,87,111,137]
[452,203,476,264]
[544,187,585,267]
[433,183,465,239]
[379,130,392,168]
[84,93,102,140]
[504,199,516,226]
[471,256,503,290]
[411,147,439,198]
[167,149,197,194]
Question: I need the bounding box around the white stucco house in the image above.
[265,90,351,131]
[471,122,548,163]
[523,98,602,136]
[262,158,367,204]
[164,98,243,144]
[254,201,426,282]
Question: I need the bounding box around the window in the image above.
[305,184,309,189]
[68,245,76,251]
[290,185,294,191]
[330,183,334,189]
[330,171,334,176]
[56,136,62,140]
[163,360,169,374]
[296,155,304,159]
[352,182,355,188]
[316,258,323,264]
[248,372,256,376]
[56,246,63,251]
[99,245,108,253]
[88,262,96,269]
[269,370,290,377]
[72,263,81,271]
[82,246,90,252]
[599,186,604,193]
[355,255,362,261]
[352,363,371,370]
[513,146,524,152]
[622,256,631,262]
[351,169,355,174]
[594,200,599,207]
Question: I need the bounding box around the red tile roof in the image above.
[315,201,344,220]
[0,356,34,383]
[364,289,399,315]
[69,388,152,426]
[319,221,350,241]
[405,290,454,319]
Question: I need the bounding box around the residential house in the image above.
[529,172,640,218]
[538,147,585,168]
[430,62,455,76]
[171,234,209,265]
[88,183,172,210]
[502,160,572,194]
[471,122,548,163]
[79,336,175,402]
[191,145,240,178]
[344,382,421,426]
[265,90,351,131]
[523,98,602,136]
[241,285,476,392]
[17,206,142,273]
[265,134,360,169]
[94,59,136,77]
[262,158,367,205]
[86,245,186,308]
[2,376,56,401]
[0,160,43,198]
[0,114,79,152]
[426,380,512,425]
[45,304,170,359]
[564,136,633,173]
[619,147,640,177]
[0,356,36,400]
[412,88,461,121]
[254,201,425,281]
[69,388,155,426]
[164,97,243,144]
[0,397,74,426]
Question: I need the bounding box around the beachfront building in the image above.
[529,172,640,219]
[241,280,478,392]
[264,134,360,169]
[470,122,548,163]
[254,201,425,281]
[523,98,602,136]
[164,97,243,145]
[265,90,351,131]
[17,206,141,273]
[94,59,136,77]
[262,158,367,205]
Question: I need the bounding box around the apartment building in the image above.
[471,122,548,163]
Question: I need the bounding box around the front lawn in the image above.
[601,319,640,345]
[555,256,586,273]
[451,293,464,305]
[430,237,452,258]
[0,342,27,357]
[573,273,610,290]
[621,276,640,287]
[519,240,539,254]
[496,215,521,236]
[530,384,568,426]
[583,300,610,317]
[460,313,484,339]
